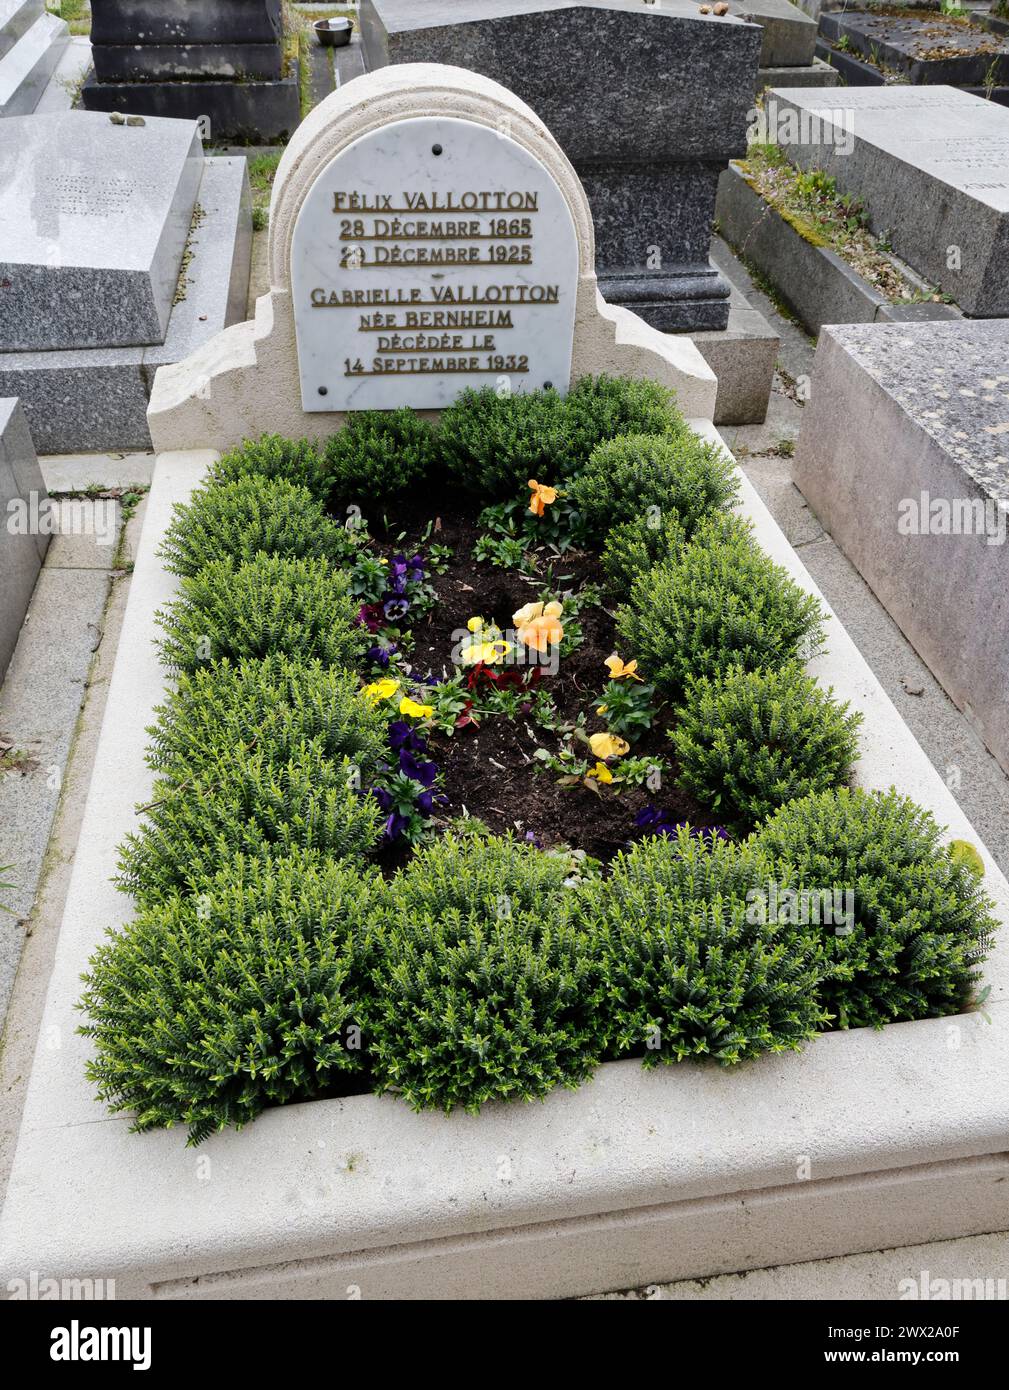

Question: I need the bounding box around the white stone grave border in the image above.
[1,429,1007,1300]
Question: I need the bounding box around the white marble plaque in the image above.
[290,116,579,411]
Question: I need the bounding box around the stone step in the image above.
[0,0,44,59]
[0,12,69,117]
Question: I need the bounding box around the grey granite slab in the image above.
[0,0,43,58]
[727,0,816,68]
[0,398,48,680]
[89,0,283,46]
[0,9,68,116]
[819,11,1009,86]
[794,318,1009,773]
[0,112,203,351]
[0,155,251,453]
[359,0,761,331]
[767,85,1009,318]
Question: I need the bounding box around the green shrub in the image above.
[147,654,385,781]
[601,510,751,598]
[324,408,440,509]
[159,476,356,578]
[118,743,380,905]
[562,375,686,459]
[570,432,739,536]
[207,434,329,502]
[573,830,828,1065]
[366,834,604,1112]
[156,554,366,673]
[671,664,863,831]
[80,851,380,1144]
[617,529,825,698]
[752,788,995,1029]
[438,386,571,497]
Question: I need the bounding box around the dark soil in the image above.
[363,496,724,864]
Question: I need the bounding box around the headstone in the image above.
[82,0,300,144]
[795,318,1009,774]
[358,0,762,334]
[0,111,252,452]
[147,63,718,452]
[725,0,839,90]
[0,0,68,117]
[291,118,578,411]
[766,86,1009,317]
[0,115,204,351]
[0,397,48,680]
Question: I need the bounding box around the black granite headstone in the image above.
[359,0,762,332]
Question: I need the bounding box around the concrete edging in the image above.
[1,435,1007,1299]
[715,162,960,336]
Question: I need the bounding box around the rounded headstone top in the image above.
[267,62,595,290]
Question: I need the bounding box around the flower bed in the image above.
[74,377,997,1145]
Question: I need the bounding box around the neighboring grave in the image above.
[817,11,1009,93]
[795,318,1009,774]
[726,0,838,89]
[358,0,762,334]
[0,111,252,452]
[0,0,68,117]
[82,0,300,143]
[766,86,1009,317]
[0,397,48,680]
[147,62,717,451]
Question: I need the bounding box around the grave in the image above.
[764,85,1009,318]
[0,397,47,680]
[0,111,252,453]
[725,0,839,89]
[0,0,68,117]
[82,0,301,144]
[794,318,1009,775]
[817,10,1009,100]
[6,64,1009,1304]
[359,0,761,334]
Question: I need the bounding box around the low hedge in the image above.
[671,664,863,831]
[573,830,830,1065]
[81,851,380,1144]
[617,523,826,699]
[75,377,996,1141]
[156,553,366,673]
[753,788,996,1029]
[159,475,356,578]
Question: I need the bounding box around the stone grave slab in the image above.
[727,0,816,67]
[83,0,299,144]
[766,85,1009,317]
[0,1,67,116]
[795,317,1009,773]
[0,112,204,351]
[0,115,251,452]
[819,11,1009,86]
[0,397,48,680]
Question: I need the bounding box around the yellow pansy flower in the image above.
[590,760,614,784]
[605,653,643,681]
[362,678,400,705]
[528,479,558,517]
[399,696,434,719]
[513,599,564,654]
[589,732,630,760]
[461,639,512,667]
[467,616,484,633]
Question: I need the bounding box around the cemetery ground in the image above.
[4,7,1009,1312]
